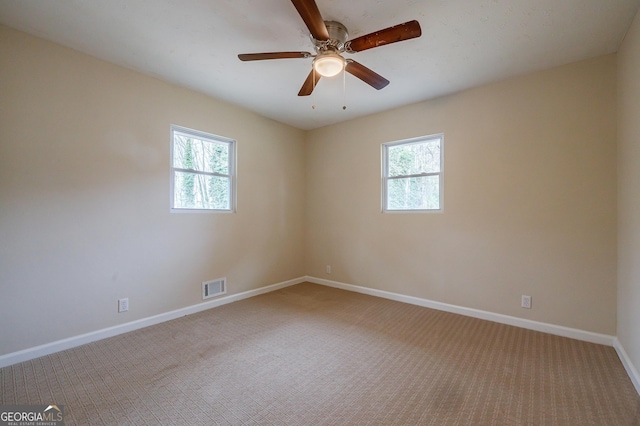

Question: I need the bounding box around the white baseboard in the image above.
[613,338,640,396]
[0,276,305,369]
[306,276,615,346]
[2,275,627,387]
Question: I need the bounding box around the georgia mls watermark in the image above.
[0,405,64,426]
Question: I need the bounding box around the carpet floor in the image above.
[1,282,639,425]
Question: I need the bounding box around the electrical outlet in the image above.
[521,295,531,309]
[326,265,331,274]
[118,298,129,313]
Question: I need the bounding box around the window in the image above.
[170,125,236,212]
[382,134,443,212]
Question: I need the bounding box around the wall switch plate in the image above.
[326,265,331,274]
[118,298,129,313]
[521,295,532,309]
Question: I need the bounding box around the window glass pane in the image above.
[173,134,229,175]
[174,171,230,210]
[173,134,194,170]
[388,138,440,177]
[387,175,440,210]
[204,141,229,175]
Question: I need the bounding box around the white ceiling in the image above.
[1,0,638,130]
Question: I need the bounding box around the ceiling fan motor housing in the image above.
[315,21,349,50]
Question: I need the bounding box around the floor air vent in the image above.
[202,277,226,300]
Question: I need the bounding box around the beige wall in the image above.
[306,55,618,335]
[0,25,306,355]
[0,22,623,358]
[618,8,640,380]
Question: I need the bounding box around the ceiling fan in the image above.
[238,0,422,96]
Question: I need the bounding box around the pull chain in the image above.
[342,67,347,110]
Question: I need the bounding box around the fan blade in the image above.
[346,20,422,53]
[291,0,329,41]
[345,60,389,90]
[298,69,321,96]
[238,52,311,61]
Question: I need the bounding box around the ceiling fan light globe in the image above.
[313,55,345,77]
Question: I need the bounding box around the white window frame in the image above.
[382,134,444,213]
[170,125,236,213]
